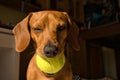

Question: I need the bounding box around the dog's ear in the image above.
[63,12,80,51]
[13,13,32,52]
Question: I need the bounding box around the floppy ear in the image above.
[13,14,32,52]
[63,12,80,51]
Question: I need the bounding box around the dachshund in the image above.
[13,11,80,80]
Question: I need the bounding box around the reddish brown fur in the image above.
[13,11,80,80]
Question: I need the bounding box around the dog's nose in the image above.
[44,44,58,58]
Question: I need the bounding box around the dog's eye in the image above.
[32,27,42,33]
[57,26,66,32]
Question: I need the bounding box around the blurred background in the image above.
[0,0,120,80]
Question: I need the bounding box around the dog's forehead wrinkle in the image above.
[31,12,67,27]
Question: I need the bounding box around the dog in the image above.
[13,11,80,80]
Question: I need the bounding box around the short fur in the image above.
[13,11,80,80]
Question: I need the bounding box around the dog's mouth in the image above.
[36,46,63,58]
[45,73,55,77]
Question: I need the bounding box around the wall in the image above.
[0,5,28,80]
[0,28,19,80]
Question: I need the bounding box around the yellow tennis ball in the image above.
[36,52,65,74]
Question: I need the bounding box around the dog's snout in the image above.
[44,44,58,58]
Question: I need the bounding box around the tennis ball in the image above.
[36,52,65,74]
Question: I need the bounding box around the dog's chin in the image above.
[36,52,58,58]
[44,72,55,77]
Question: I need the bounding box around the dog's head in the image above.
[13,11,80,58]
